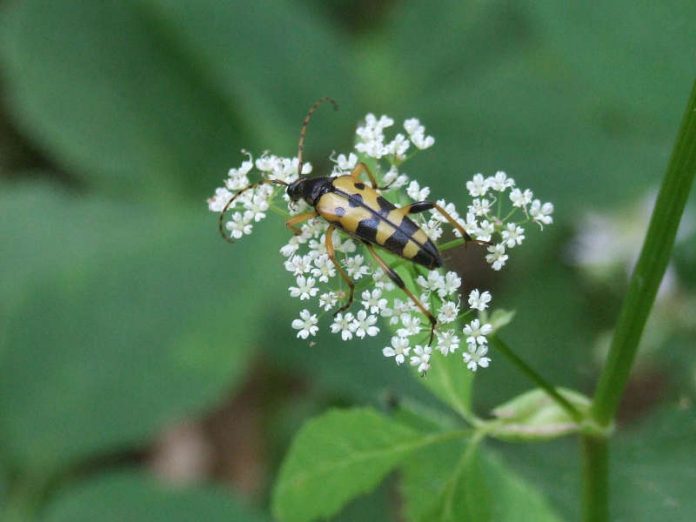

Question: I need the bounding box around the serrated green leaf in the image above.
[401,438,562,522]
[0,0,355,199]
[489,388,590,442]
[42,471,268,522]
[273,408,442,522]
[0,182,286,471]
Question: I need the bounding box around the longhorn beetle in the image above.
[218,97,476,344]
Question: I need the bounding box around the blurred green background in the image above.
[1,1,695,520]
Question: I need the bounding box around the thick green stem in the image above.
[581,436,609,522]
[592,81,696,426]
[581,81,696,522]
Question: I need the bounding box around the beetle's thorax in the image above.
[287,176,333,206]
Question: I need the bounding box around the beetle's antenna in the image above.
[297,96,339,177]
[218,179,287,243]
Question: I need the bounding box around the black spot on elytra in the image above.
[347,193,364,207]
[335,206,346,217]
[354,182,366,190]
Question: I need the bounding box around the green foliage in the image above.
[42,472,268,522]
[489,388,591,442]
[272,408,423,522]
[0,183,286,472]
[401,440,562,522]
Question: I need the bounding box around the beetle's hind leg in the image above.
[400,201,489,246]
[363,242,437,346]
[325,224,356,315]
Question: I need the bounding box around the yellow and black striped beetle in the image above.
[219,97,475,344]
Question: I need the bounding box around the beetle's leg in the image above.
[349,162,393,191]
[399,201,491,246]
[325,224,355,314]
[363,242,437,346]
[285,211,318,236]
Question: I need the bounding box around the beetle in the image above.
[218,97,475,344]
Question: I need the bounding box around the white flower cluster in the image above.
[207,152,313,239]
[208,112,555,375]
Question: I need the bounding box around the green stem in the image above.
[591,81,696,426]
[582,80,696,522]
[581,436,609,522]
[490,336,583,423]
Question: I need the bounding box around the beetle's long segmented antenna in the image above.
[218,179,287,243]
[297,96,339,177]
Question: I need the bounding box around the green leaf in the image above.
[418,348,475,422]
[489,388,590,442]
[0,0,355,199]
[401,438,562,522]
[42,471,268,522]
[273,408,428,522]
[0,182,286,471]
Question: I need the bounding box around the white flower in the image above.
[423,218,443,241]
[463,319,493,346]
[344,255,370,279]
[382,166,409,189]
[289,275,318,300]
[386,133,410,159]
[284,254,312,275]
[485,243,509,271]
[416,271,444,294]
[382,336,410,365]
[389,299,414,325]
[225,211,253,239]
[438,271,461,298]
[466,174,489,197]
[318,292,338,311]
[403,118,423,135]
[510,188,533,209]
[463,344,491,372]
[404,118,435,150]
[475,220,495,242]
[335,152,358,172]
[207,187,233,212]
[331,312,356,341]
[470,198,493,217]
[311,254,336,282]
[243,193,270,222]
[410,345,432,374]
[436,329,460,356]
[361,288,388,314]
[291,309,318,339]
[488,171,515,191]
[530,199,554,227]
[406,180,430,201]
[501,223,525,248]
[438,300,460,324]
[352,310,379,338]
[397,314,422,337]
[468,289,492,311]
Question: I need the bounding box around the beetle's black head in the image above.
[286,177,332,206]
